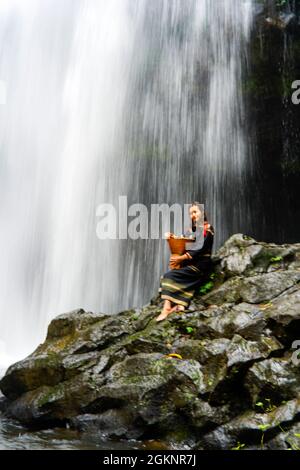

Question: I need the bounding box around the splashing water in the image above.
[0,0,254,366]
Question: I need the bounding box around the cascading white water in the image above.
[0,0,254,367]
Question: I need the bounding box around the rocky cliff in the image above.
[1,234,300,450]
[239,0,300,244]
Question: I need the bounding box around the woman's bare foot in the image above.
[156,300,172,322]
[156,303,185,321]
[155,310,171,322]
[172,304,185,313]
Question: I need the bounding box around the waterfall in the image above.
[0,0,254,367]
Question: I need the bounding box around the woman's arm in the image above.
[186,225,214,261]
[169,253,191,264]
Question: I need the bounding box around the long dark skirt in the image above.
[159,260,211,308]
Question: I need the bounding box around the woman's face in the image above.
[189,205,202,222]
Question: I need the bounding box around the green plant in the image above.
[270,256,283,263]
[254,399,300,450]
[287,442,300,451]
[259,424,271,431]
[259,423,271,449]
[255,401,264,410]
[186,326,194,334]
[231,441,245,450]
[231,365,239,375]
[199,281,214,295]
[265,398,277,412]
[255,398,277,413]
[283,431,300,450]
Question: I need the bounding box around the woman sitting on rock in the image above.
[156,202,215,322]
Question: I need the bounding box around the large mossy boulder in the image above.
[1,234,300,448]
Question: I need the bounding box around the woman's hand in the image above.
[169,253,190,270]
[170,254,184,263]
[164,232,174,239]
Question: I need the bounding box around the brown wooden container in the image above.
[167,237,195,255]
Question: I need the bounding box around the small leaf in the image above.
[199,281,214,294]
[270,256,282,263]
[258,424,271,432]
[231,441,245,450]
[166,353,183,360]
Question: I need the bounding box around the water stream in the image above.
[0,0,255,368]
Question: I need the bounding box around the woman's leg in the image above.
[163,299,172,312]
[159,267,196,310]
[155,299,173,322]
[157,265,198,321]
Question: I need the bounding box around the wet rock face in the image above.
[0,234,300,448]
[195,399,300,450]
[244,1,300,245]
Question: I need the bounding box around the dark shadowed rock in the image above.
[245,355,300,404]
[202,303,266,340]
[226,334,282,367]
[203,271,300,306]
[195,399,300,450]
[265,286,300,326]
[0,395,9,412]
[213,234,298,278]
[70,409,145,439]
[171,337,229,393]
[265,421,300,450]
[265,13,298,32]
